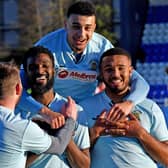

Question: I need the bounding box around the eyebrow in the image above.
[71,22,93,26]
[103,64,128,67]
[29,59,52,65]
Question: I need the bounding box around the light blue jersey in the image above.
[79,92,168,168]
[19,28,149,114]
[17,93,90,168]
[36,28,113,102]
[0,106,52,168]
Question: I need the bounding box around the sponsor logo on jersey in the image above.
[56,68,97,82]
[58,70,69,78]
[69,71,96,81]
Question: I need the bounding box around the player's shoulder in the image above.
[92,32,111,43]
[89,32,113,51]
[35,28,65,45]
[137,98,161,112]
[139,98,156,106]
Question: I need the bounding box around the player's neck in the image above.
[0,96,16,111]
[32,89,55,106]
[105,87,130,103]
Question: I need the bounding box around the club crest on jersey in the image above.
[90,60,98,70]
[132,110,142,120]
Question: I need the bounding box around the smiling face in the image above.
[65,14,96,54]
[26,53,55,95]
[100,54,133,96]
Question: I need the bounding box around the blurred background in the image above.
[1,0,168,121]
[0,0,148,65]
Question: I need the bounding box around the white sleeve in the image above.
[22,120,52,154]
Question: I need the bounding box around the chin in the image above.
[75,45,85,50]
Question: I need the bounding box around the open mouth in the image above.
[110,79,122,87]
[35,75,47,83]
[74,38,86,44]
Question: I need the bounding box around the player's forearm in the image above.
[137,128,168,166]
[66,139,90,168]
[89,127,100,148]
[126,70,150,104]
[46,118,75,154]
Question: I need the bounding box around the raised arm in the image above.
[26,97,79,167]
[125,69,150,104]
[46,117,76,154]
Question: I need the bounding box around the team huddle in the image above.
[0,1,168,168]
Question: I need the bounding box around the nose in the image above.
[77,27,85,37]
[36,65,44,74]
[112,68,120,77]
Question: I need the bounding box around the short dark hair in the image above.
[0,62,19,97]
[99,47,132,70]
[23,46,55,72]
[67,1,96,18]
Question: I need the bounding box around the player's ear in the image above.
[93,16,96,31]
[93,23,96,32]
[53,68,56,76]
[129,66,133,77]
[16,82,22,96]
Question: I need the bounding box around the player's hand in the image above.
[92,110,107,137]
[107,100,133,121]
[90,110,107,146]
[103,120,127,137]
[122,113,143,138]
[39,106,65,129]
[61,96,77,121]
